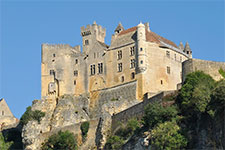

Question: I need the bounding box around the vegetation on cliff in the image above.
[41,130,77,150]
[80,121,90,142]
[20,106,45,126]
[105,71,225,149]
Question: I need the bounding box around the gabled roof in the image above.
[118,26,178,48]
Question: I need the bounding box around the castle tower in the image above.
[81,21,106,52]
[184,42,192,58]
[137,22,147,73]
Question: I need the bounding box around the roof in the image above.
[118,26,178,48]
[97,41,109,48]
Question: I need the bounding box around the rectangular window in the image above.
[74,70,78,76]
[98,63,103,74]
[130,46,135,56]
[166,51,170,57]
[117,50,122,60]
[90,64,95,75]
[50,70,55,76]
[131,72,135,79]
[130,59,135,68]
[118,63,122,72]
[167,66,170,74]
[74,80,76,85]
[85,40,89,45]
[75,59,78,64]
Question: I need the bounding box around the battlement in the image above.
[80,21,106,37]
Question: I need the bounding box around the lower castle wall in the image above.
[182,58,225,82]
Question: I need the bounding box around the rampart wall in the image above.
[111,91,176,132]
[182,58,225,82]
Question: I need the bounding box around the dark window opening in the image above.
[131,72,135,79]
[130,59,135,68]
[74,80,76,85]
[121,76,124,82]
[117,50,122,60]
[187,51,189,54]
[98,63,103,74]
[167,66,170,74]
[53,54,56,57]
[140,48,143,51]
[90,64,96,75]
[75,59,78,64]
[140,60,143,64]
[74,70,78,76]
[52,60,55,62]
[161,80,163,85]
[85,40,89,45]
[130,46,135,56]
[50,70,55,76]
[118,63,122,72]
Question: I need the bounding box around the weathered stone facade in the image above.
[0,98,18,129]
[41,22,192,100]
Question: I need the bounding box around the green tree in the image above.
[105,135,124,150]
[142,102,178,129]
[176,71,215,116]
[41,130,77,150]
[80,121,90,141]
[208,80,225,116]
[0,132,13,150]
[20,106,45,126]
[150,121,187,150]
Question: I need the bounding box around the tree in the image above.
[80,121,90,141]
[105,135,124,150]
[41,130,77,150]
[176,71,215,116]
[150,121,187,150]
[208,80,225,116]
[142,102,178,129]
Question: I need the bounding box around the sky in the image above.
[0,0,224,118]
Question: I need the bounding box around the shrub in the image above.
[150,121,187,150]
[20,106,45,126]
[0,132,12,150]
[80,121,90,141]
[176,71,215,117]
[218,68,225,78]
[41,130,77,150]
[115,118,140,139]
[105,135,124,150]
[142,102,178,129]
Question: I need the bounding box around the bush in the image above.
[80,121,90,141]
[20,106,45,126]
[105,135,124,150]
[150,121,187,150]
[176,71,215,117]
[41,130,77,150]
[115,118,140,139]
[218,68,225,78]
[142,102,178,129]
[0,132,12,150]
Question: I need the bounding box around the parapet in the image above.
[80,21,106,38]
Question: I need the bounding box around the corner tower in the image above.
[137,22,147,73]
[81,21,106,52]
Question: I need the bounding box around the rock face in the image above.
[21,93,139,150]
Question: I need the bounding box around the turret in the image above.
[179,42,184,51]
[137,22,147,73]
[184,42,192,58]
[81,21,106,52]
[114,22,124,35]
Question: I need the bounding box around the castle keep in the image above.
[41,22,192,100]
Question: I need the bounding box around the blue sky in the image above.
[0,0,224,118]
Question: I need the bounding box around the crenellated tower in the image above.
[81,21,106,52]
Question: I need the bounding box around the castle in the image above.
[41,21,193,100]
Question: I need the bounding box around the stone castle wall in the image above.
[111,91,176,132]
[182,58,225,82]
